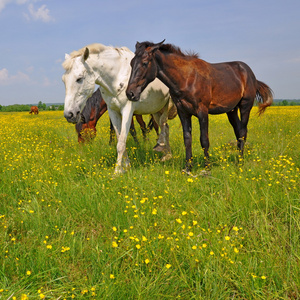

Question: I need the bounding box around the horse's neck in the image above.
[156,53,182,96]
[92,50,132,97]
[157,52,204,97]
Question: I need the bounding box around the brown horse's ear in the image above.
[135,42,141,49]
[83,47,89,61]
[147,39,165,53]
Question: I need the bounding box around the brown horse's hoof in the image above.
[153,143,166,152]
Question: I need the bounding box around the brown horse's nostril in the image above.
[126,90,134,100]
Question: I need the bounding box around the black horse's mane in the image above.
[136,41,199,59]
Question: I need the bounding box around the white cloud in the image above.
[0,0,12,12]
[0,68,30,85]
[26,3,54,22]
[0,0,29,13]
[0,0,54,23]
[42,77,51,86]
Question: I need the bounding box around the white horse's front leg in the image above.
[118,106,134,171]
[115,105,133,174]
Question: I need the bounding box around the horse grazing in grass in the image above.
[76,88,159,143]
[62,43,177,174]
[126,40,273,174]
[29,106,39,114]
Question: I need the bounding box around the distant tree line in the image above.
[273,99,300,106]
[0,99,299,112]
[0,101,64,112]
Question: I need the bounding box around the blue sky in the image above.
[0,0,299,105]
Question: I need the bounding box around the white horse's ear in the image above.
[65,53,70,60]
[83,48,89,62]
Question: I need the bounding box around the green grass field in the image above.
[0,106,299,299]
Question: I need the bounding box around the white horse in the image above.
[62,43,176,174]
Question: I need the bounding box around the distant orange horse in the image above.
[29,106,39,114]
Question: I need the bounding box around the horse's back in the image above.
[210,61,257,95]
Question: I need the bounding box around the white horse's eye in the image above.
[76,77,83,83]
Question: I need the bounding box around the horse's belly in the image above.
[104,96,123,112]
[133,99,168,114]
[208,100,239,115]
[133,91,169,114]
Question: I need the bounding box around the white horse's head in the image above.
[62,48,95,123]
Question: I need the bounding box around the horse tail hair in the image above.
[256,80,273,115]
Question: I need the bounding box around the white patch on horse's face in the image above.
[63,56,95,123]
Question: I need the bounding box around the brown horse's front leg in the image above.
[197,110,210,169]
[178,112,193,173]
[134,115,148,140]
[129,118,139,144]
[109,119,116,145]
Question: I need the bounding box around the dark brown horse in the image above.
[126,40,273,174]
[76,88,159,143]
[29,106,39,114]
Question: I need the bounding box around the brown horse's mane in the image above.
[136,41,199,59]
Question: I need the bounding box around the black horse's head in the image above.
[126,40,165,102]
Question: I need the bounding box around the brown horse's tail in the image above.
[256,80,273,115]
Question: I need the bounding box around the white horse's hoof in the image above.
[181,169,194,177]
[161,153,172,162]
[114,167,125,175]
[181,169,211,177]
[153,143,166,152]
[198,170,211,177]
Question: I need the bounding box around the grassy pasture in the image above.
[0,106,299,299]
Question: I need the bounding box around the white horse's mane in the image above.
[62,43,131,71]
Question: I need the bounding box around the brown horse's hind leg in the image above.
[197,110,210,170]
[178,112,193,173]
[226,107,242,149]
[236,98,254,156]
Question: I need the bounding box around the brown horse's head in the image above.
[126,40,165,102]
